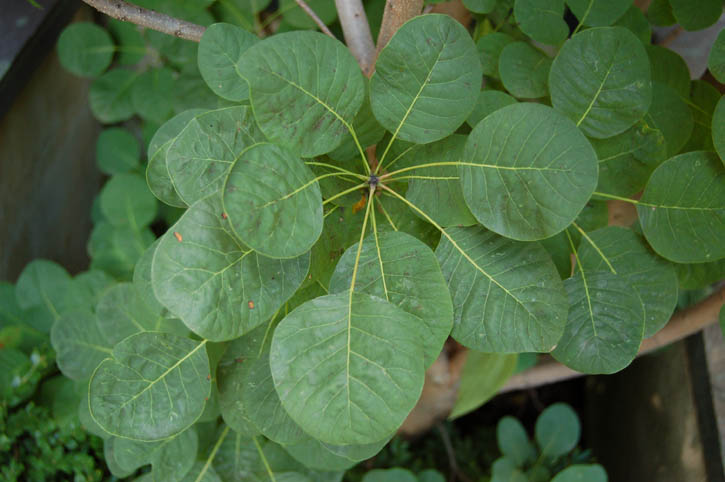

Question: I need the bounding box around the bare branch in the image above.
[295,0,336,39]
[500,285,725,393]
[376,0,424,56]
[335,0,376,76]
[81,0,206,42]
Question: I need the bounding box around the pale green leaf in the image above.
[514,0,568,45]
[477,32,514,78]
[100,173,158,229]
[460,102,598,241]
[638,151,725,263]
[329,231,454,367]
[270,292,425,445]
[198,23,258,102]
[535,403,581,457]
[57,23,114,77]
[497,416,536,466]
[133,239,169,315]
[90,69,139,123]
[499,41,552,99]
[50,310,111,381]
[436,226,568,353]
[238,31,364,157]
[449,351,517,419]
[566,0,632,27]
[551,464,608,482]
[89,332,210,441]
[223,143,323,259]
[552,271,644,374]
[467,90,517,127]
[491,457,528,482]
[550,27,651,139]
[152,194,309,341]
[166,106,265,205]
[669,0,722,30]
[96,128,140,175]
[371,14,482,144]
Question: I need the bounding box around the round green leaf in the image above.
[270,292,425,445]
[614,5,652,44]
[198,23,258,102]
[50,310,111,381]
[107,19,145,65]
[223,143,323,259]
[535,403,581,457]
[514,0,568,45]
[436,226,568,353]
[477,32,514,78]
[90,69,138,123]
[16,259,73,317]
[57,22,114,77]
[285,435,388,471]
[146,109,205,208]
[460,102,598,241]
[669,0,721,31]
[113,428,198,480]
[550,27,651,139]
[644,82,693,158]
[100,173,158,229]
[89,332,210,441]
[708,29,725,84]
[467,90,517,127]
[638,151,725,263]
[152,195,309,341]
[96,128,140,175]
[166,106,266,205]
[329,231,455,367]
[449,352,518,419]
[577,227,677,337]
[683,80,720,152]
[497,416,536,466]
[491,457,528,482]
[181,462,221,482]
[499,41,552,99]
[646,45,690,99]
[362,468,417,482]
[238,31,364,157]
[713,96,725,166]
[371,14,482,144]
[647,0,675,26]
[463,0,497,14]
[131,67,174,124]
[676,259,725,290]
[551,464,608,482]
[133,239,168,315]
[566,0,632,27]
[552,271,644,374]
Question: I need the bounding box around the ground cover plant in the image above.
[5,0,725,479]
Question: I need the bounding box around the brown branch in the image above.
[500,285,725,393]
[81,0,206,42]
[295,0,336,39]
[375,0,424,56]
[335,0,376,76]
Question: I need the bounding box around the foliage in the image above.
[19,0,725,478]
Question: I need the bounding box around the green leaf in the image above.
[113,427,198,481]
[643,82,693,158]
[107,19,146,65]
[708,29,725,84]
[614,5,651,44]
[284,435,388,472]
[131,67,175,124]
[198,23,258,102]
[100,173,158,229]
[223,143,324,259]
[96,127,140,175]
[646,45,690,99]
[418,470,446,482]
[89,332,210,441]
[181,462,222,482]
[577,227,677,337]
[50,310,111,381]
[550,27,651,139]
[713,96,725,166]
[238,31,364,157]
[647,0,675,25]
[535,403,581,457]
[147,108,205,208]
[362,468,418,482]
[514,0,568,45]
[329,231,454,367]
[460,102,598,240]
[551,464,607,482]
[669,0,721,31]
[637,151,725,263]
[166,106,266,205]
[675,259,725,290]
[491,457,528,482]
[720,305,725,338]
[449,351,517,419]
[281,0,337,28]
[467,90,517,127]
[90,69,139,123]
[566,0,632,27]
[152,194,309,341]
[463,0,497,14]
[15,259,74,321]
[497,416,537,466]
[499,41,552,99]
[436,226,568,353]
[552,271,644,374]
[683,80,720,152]
[133,239,169,315]
[477,33,514,78]
[270,292,425,445]
[57,22,114,77]
[371,14,482,144]
[328,81,385,163]
[88,221,155,279]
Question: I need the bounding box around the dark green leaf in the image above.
[107,19,145,65]
[646,45,690,99]
[89,69,139,123]
[198,23,259,102]
[644,82,693,158]
[96,127,140,175]
[499,41,551,98]
[614,5,651,44]
[708,29,725,84]
[713,96,725,166]
[669,0,722,30]
[514,0,568,45]
[683,80,719,152]
[362,468,417,482]
[551,464,607,482]
[463,0,497,14]
[467,90,517,127]
[477,33,514,78]
[566,0,632,27]
[281,0,337,28]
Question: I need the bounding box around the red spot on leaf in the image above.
[174,232,183,242]
[248,300,255,309]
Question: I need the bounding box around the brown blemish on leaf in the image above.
[174,232,183,242]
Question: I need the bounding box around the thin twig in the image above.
[335,0,376,76]
[435,423,473,482]
[295,0,336,39]
[376,0,424,56]
[81,0,206,42]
